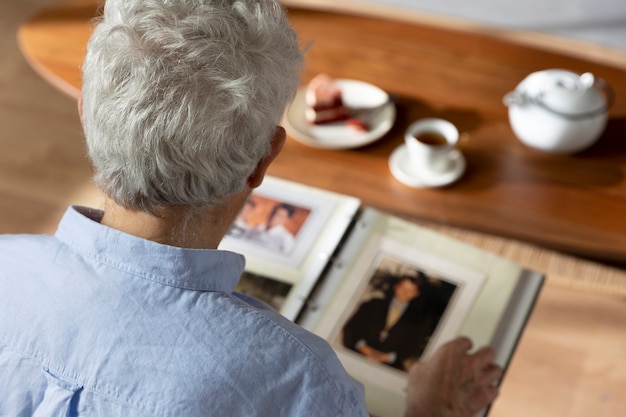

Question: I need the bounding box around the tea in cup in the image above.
[405,118,459,176]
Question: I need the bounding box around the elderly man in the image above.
[0,0,500,416]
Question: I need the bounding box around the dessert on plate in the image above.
[304,73,350,125]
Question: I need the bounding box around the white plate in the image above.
[283,79,396,149]
[389,144,466,188]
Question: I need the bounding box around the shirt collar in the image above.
[54,206,246,292]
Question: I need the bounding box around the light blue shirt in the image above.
[0,206,367,417]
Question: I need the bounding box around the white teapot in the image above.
[503,69,613,153]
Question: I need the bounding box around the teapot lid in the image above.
[508,69,613,120]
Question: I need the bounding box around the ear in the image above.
[77,91,84,124]
[247,126,286,189]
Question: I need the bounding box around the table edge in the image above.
[280,0,626,71]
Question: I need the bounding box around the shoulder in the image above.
[232,292,341,370]
[0,234,57,280]
[227,293,367,415]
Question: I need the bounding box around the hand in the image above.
[357,344,392,364]
[403,337,502,417]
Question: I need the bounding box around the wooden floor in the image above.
[2,1,625,416]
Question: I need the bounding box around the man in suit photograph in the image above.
[343,271,454,371]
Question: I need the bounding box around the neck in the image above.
[100,193,249,249]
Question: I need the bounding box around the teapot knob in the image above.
[579,72,595,89]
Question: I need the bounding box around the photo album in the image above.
[218,175,544,417]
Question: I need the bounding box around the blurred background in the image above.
[1,0,97,235]
[369,0,626,51]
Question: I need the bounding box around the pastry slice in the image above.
[304,74,350,125]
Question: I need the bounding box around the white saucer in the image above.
[283,79,396,149]
[389,145,466,188]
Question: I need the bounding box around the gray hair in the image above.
[81,0,303,211]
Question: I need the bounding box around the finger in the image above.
[471,346,496,368]
[455,347,497,386]
[445,336,473,354]
[477,383,500,407]
[478,363,503,387]
[467,369,501,413]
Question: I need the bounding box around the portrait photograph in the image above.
[220,176,356,271]
[336,255,457,372]
[227,193,311,256]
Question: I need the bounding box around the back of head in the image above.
[81,0,303,212]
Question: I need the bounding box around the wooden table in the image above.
[18,0,626,264]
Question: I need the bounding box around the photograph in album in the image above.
[218,176,361,321]
[338,254,458,372]
[235,271,293,312]
[227,193,312,256]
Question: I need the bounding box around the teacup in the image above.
[405,118,459,176]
